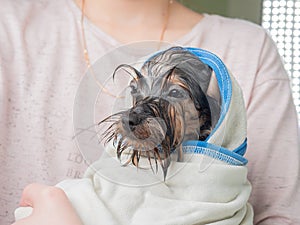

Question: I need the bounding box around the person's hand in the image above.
[12,183,83,225]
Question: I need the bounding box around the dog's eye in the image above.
[168,89,183,98]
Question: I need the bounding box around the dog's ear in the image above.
[172,67,212,137]
[112,64,143,80]
[192,65,212,94]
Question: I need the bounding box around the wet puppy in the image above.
[101,47,213,180]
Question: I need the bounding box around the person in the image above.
[0,0,299,224]
[11,184,83,225]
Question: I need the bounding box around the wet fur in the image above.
[100,47,213,180]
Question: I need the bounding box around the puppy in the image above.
[100,47,214,180]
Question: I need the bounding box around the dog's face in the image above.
[101,47,213,179]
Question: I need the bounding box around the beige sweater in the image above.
[0,0,299,224]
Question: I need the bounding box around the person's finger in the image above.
[19,183,66,208]
[19,183,46,207]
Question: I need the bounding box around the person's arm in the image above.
[246,31,300,224]
[11,183,83,225]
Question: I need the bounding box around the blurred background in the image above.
[183,0,300,121]
[182,0,262,24]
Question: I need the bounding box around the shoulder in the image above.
[198,14,281,72]
[0,0,52,20]
[0,0,76,50]
[183,13,273,60]
[203,14,268,41]
[186,14,289,102]
[0,0,71,32]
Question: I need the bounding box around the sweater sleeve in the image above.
[245,31,300,225]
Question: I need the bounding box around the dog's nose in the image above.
[129,106,145,127]
[122,106,145,130]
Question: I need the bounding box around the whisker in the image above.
[116,138,124,158]
[97,111,125,125]
[103,131,116,144]
[153,148,163,174]
[163,148,171,181]
[121,157,132,167]
[146,151,154,173]
[131,150,139,167]
[112,64,144,80]
[118,144,130,161]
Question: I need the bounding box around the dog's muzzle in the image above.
[120,97,169,148]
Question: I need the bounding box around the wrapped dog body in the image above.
[15,47,253,225]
